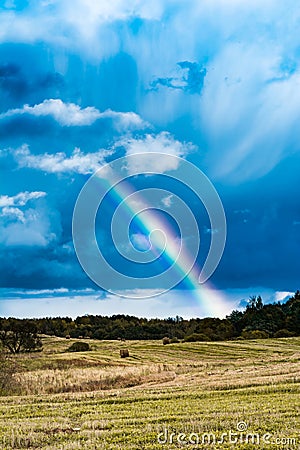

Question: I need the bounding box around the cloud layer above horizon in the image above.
[0,0,299,317]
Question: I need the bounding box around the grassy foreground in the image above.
[0,337,299,449]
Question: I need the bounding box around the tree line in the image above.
[0,291,299,353]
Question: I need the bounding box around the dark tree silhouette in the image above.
[0,319,42,354]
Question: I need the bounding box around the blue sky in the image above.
[0,0,299,318]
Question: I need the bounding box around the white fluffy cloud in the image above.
[1,207,25,223]
[0,190,57,247]
[13,144,113,175]
[0,191,46,207]
[0,99,146,129]
[0,208,57,247]
[11,132,193,176]
[119,132,195,174]
[102,110,147,132]
[161,194,173,208]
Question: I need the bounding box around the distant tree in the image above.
[282,292,300,334]
[247,295,263,311]
[227,310,244,324]
[0,319,42,354]
[226,310,244,336]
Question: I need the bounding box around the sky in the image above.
[0,0,299,319]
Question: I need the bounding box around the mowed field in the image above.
[0,337,299,449]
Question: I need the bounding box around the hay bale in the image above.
[120,349,129,358]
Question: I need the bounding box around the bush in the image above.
[241,329,269,340]
[184,333,210,342]
[66,341,90,352]
[162,337,170,345]
[0,352,20,395]
[170,337,179,343]
[274,329,295,338]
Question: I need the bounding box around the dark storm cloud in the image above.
[0,62,29,99]
[0,246,90,289]
[0,63,64,99]
[211,154,300,291]
[0,45,67,110]
[150,61,207,94]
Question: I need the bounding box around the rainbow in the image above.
[96,173,229,317]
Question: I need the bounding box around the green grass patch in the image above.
[0,336,299,448]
